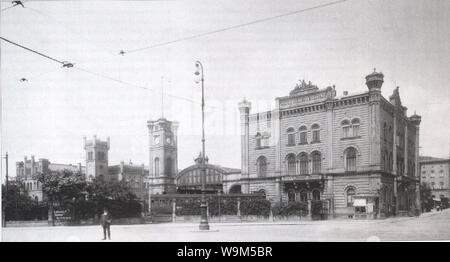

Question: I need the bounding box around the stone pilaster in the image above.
[239,99,251,193]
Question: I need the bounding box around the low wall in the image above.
[171,215,321,223]
[5,220,49,227]
[5,217,148,227]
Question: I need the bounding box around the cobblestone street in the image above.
[3,209,450,242]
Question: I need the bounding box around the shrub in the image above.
[272,202,308,217]
[175,199,201,216]
[240,199,271,217]
[151,205,172,215]
[208,198,238,216]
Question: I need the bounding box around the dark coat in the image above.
[100,213,112,227]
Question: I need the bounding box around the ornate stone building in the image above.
[147,118,179,195]
[235,70,422,217]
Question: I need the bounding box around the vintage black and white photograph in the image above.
[1,0,450,243]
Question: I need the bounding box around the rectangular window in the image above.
[343,126,350,138]
[352,125,359,137]
[287,133,295,146]
[255,138,261,148]
[300,132,307,144]
[312,130,320,142]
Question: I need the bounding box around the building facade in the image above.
[419,156,450,199]
[108,161,150,201]
[236,70,422,218]
[16,156,85,201]
[147,118,179,195]
[84,135,110,182]
[176,153,241,194]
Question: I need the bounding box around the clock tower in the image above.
[148,118,178,194]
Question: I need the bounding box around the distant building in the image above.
[83,135,150,203]
[419,156,450,199]
[108,161,150,202]
[84,135,110,182]
[16,155,85,201]
[235,70,422,218]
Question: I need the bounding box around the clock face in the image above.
[166,137,172,144]
[153,136,160,145]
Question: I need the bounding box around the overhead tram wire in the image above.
[0,36,73,66]
[72,65,226,112]
[73,66,200,105]
[1,0,24,12]
[122,0,349,54]
[0,37,222,111]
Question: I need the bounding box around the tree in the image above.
[37,169,87,205]
[37,169,87,224]
[420,182,434,212]
[2,183,47,221]
[85,179,141,218]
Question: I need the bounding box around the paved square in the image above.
[3,210,450,242]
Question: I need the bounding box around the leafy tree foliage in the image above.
[2,184,47,220]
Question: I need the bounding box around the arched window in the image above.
[351,118,360,137]
[288,190,296,202]
[299,126,308,144]
[286,154,296,176]
[154,157,160,177]
[383,122,387,142]
[312,124,320,142]
[287,128,295,146]
[346,187,356,207]
[165,158,173,177]
[300,190,308,202]
[257,156,267,178]
[299,153,309,175]
[255,133,262,149]
[345,147,357,172]
[312,189,321,200]
[341,120,351,138]
[311,151,321,174]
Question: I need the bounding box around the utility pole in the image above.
[2,152,8,227]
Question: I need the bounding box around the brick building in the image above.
[16,156,85,201]
[84,135,150,203]
[419,156,450,199]
[234,70,422,218]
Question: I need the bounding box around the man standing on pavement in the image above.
[100,209,112,240]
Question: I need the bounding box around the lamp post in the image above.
[195,61,210,230]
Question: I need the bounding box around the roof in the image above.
[177,163,241,178]
[419,156,450,164]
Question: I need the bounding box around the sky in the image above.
[1,0,450,179]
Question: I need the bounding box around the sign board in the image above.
[54,209,72,221]
[353,198,367,207]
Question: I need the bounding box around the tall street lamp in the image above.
[195,61,210,230]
